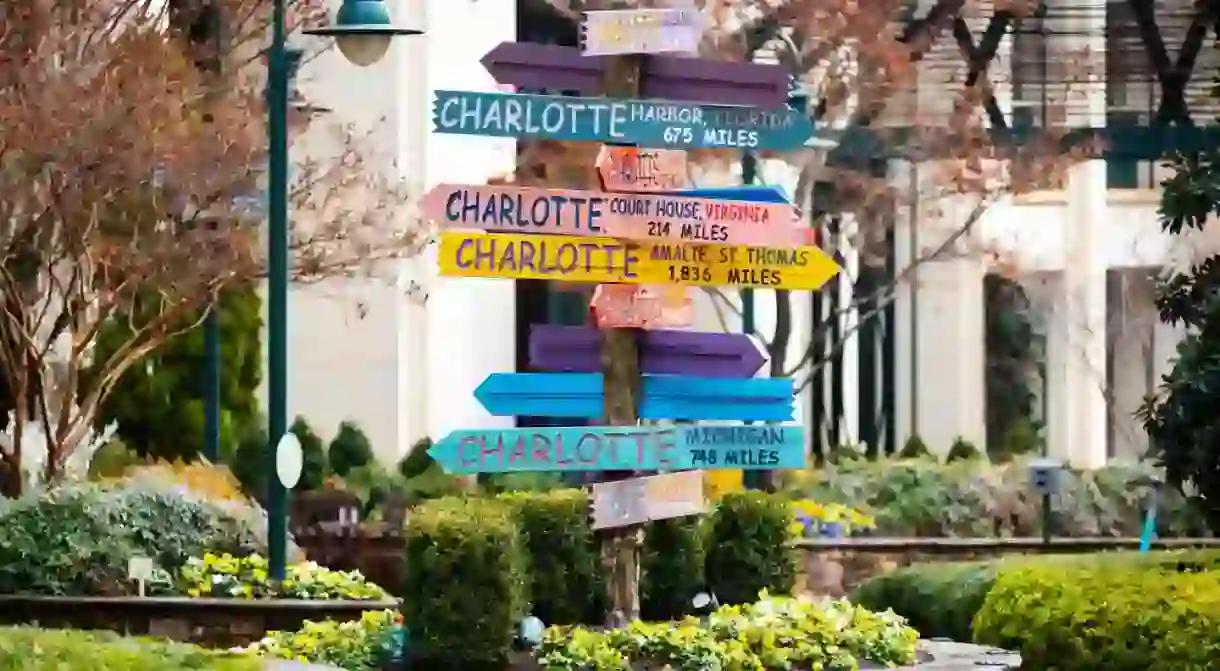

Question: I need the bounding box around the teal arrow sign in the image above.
[428,424,806,474]
[432,90,815,151]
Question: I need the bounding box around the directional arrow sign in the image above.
[677,185,791,204]
[428,424,806,474]
[438,231,841,292]
[529,324,766,378]
[473,373,793,421]
[597,146,690,193]
[432,90,815,152]
[480,41,789,107]
[582,8,703,56]
[591,284,693,329]
[420,183,798,247]
[591,470,705,530]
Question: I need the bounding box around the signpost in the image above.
[473,372,793,421]
[590,283,692,329]
[427,423,807,475]
[529,324,766,378]
[432,90,816,151]
[597,146,690,193]
[479,41,789,107]
[438,230,840,292]
[590,470,705,530]
[581,8,703,56]
[421,183,799,247]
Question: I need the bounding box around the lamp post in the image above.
[260,0,421,581]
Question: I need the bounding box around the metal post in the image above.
[203,308,221,462]
[266,0,290,581]
[599,54,644,627]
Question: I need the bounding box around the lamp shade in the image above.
[304,0,423,67]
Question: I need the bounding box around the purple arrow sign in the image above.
[529,325,767,378]
[481,42,790,108]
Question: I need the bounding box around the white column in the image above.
[891,160,916,447]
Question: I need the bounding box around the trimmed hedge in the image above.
[640,515,705,621]
[401,497,528,668]
[0,627,259,670]
[975,559,1220,670]
[851,560,1002,641]
[852,550,1220,670]
[705,491,795,605]
[501,490,605,625]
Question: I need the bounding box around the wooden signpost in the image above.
[429,15,839,625]
[420,182,800,247]
[590,470,705,530]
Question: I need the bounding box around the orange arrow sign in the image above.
[419,183,799,248]
[591,283,693,329]
[596,146,690,193]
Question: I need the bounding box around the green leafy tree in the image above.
[93,287,262,462]
[328,420,374,477]
[1140,119,1220,532]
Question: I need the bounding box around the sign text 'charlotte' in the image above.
[427,424,806,474]
[432,90,814,151]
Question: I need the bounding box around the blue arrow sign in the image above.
[675,185,791,204]
[428,424,806,474]
[432,90,815,151]
[473,372,793,421]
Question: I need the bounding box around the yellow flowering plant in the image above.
[535,591,918,670]
[788,499,876,539]
[177,552,389,600]
[245,609,403,670]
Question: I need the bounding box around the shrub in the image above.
[402,497,528,667]
[536,592,919,670]
[898,434,931,459]
[245,609,403,670]
[0,626,260,670]
[946,436,983,462]
[640,516,704,622]
[500,490,604,625]
[174,552,389,600]
[328,421,374,477]
[705,492,794,605]
[973,559,1220,670]
[851,560,1003,640]
[0,485,260,595]
[398,437,434,480]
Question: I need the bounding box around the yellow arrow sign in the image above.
[438,231,840,291]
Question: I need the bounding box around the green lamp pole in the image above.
[257,0,421,581]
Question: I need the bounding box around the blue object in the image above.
[820,522,846,538]
[431,90,815,151]
[473,372,794,421]
[1140,498,1157,553]
[429,424,806,474]
[675,185,791,204]
[519,616,545,648]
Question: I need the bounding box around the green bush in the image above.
[500,490,604,625]
[0,484,261,595]
[398,437,434,480]
[946,436,983,462]
[788,456,1207,537]
[705,492,794,605]
[640,516,705,622]
[402,497,528,668]
[898,434,931,459]
[973,559,1220,670]
[0,626,260,670]
[245,609,402,670]
[327,420,374,477]
[851,560,1003,640]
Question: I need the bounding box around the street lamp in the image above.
[263,0,421,581]
[305,0,424,67]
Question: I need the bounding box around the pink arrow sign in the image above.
[419,183,799,247]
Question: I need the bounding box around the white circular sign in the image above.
[275,433,303,490]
